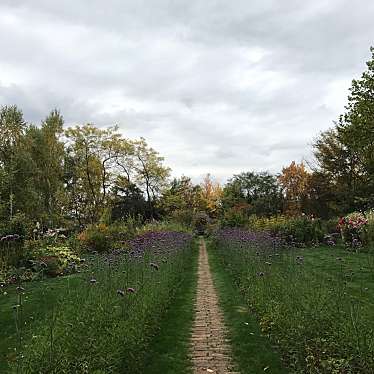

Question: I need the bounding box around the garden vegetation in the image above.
[0,47,374,373]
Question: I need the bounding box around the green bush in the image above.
[0,212,32,238]
[77,223,111,252]
[77,219,143,253]
[247,215,325,245]
[170,208,194,227]
[362,210,374,247]
[192,212,210,235]
[222,207,249,227]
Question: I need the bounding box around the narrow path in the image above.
[190,239,238,374]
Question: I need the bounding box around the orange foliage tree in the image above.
[278,161,311,216]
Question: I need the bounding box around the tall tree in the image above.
[64,124,122,223]
[26,110,65,225]
[314,47,374,212]
[0,105,27,220]
[199,174,223,217]
[278,162,310,216]
[133,138,170,218]
[222,171,282,217]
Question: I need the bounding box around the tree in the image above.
[160,176,203,224]
[199,174,223,218]
[313,47,374,212]
[305,171,338,218]
[0,105,27,220]
[133,138,170,218]
[26,110,65,225]
[111,180,148,221]
[278,162,310,216]
[64,124,123,223]
[313,129,360,213]
[222,171,282,217]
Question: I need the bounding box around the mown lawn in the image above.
[298,246,374,303]
[143,244,198,374]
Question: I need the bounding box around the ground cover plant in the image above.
[1,230,193,373]
[212,228,374,373]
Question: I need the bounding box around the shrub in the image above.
[247,215,325,245]
[29,245,81,277]
[337,212,368,247]
[170,209,194,227]
[77,223,110,252]
[192,212,210,235]
[0,212,32,239]
[222,206,249,227]
[362,210,374,247]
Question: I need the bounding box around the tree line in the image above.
[1,47,373,231]
[0,109,171,229]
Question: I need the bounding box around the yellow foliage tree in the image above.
[278,161,311,216]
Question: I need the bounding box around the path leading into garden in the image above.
[190,239,238,374]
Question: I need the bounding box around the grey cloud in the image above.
[0,0,373,183]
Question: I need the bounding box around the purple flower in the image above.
[150,262,159,271]
[127,287,135,293]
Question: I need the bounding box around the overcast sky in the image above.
[0,1,373,182]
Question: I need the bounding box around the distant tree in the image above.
[161,176,199,213]
[132,138,171,218]
[305,172,338,218]
[111,180,148,221]
[278,162,310,216]
[199,174,223,218]
[26,110,65,225]
[64,124,123,223]
[0,105,28,220]
[222,171,282,217]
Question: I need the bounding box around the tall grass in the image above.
[11,231,193,373]
[212,228,374,373]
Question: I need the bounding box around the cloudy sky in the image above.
[0,1,373,182]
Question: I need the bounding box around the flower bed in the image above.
[11,230,194,373]
[212,228,374,373]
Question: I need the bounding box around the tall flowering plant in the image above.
[337,212,368,247]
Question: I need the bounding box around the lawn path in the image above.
[190,238,239,374]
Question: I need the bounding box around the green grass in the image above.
[293,245,374,304]
[143,242,199,374]
[213,231,374,373]
[207,239,288,374]
[2,232,195,373]
[0,275,82,372]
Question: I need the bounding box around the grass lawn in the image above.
[296,245,374,302]
[208,240,288,374]
[0,239,198,373]
[211,237,374,372]
[0,275,83,372]
[143,242,198,374]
